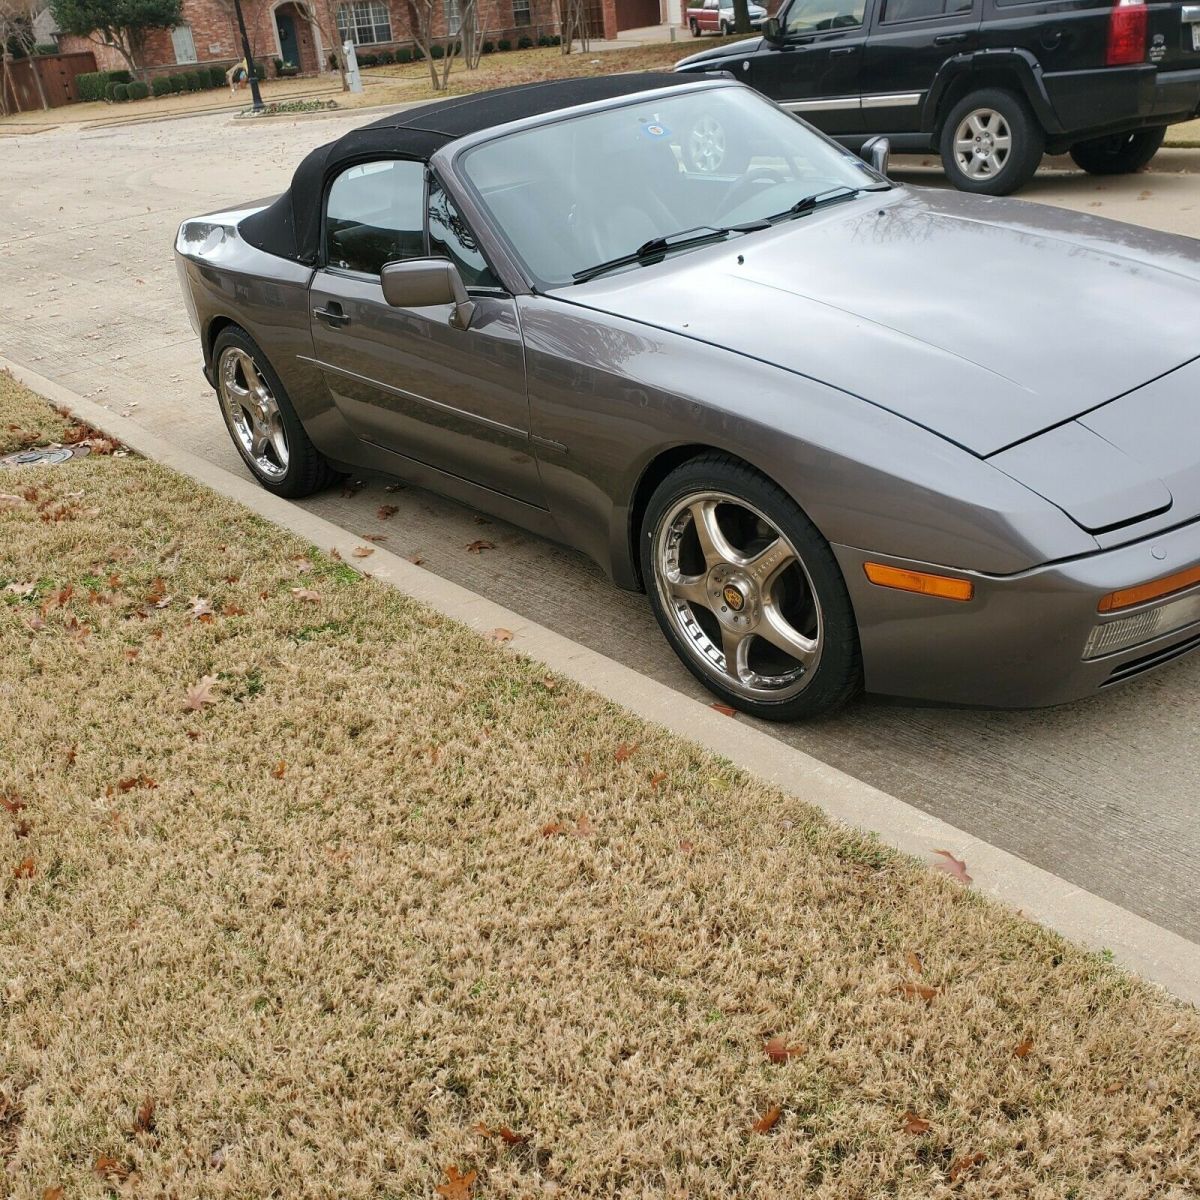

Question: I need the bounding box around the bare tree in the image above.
[0,0,50,111]
[557,0,588,54]
[405,0,476,90]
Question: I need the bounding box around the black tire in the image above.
[640,454,863,721]
[689,17,700,35]
[939,87,1045,196]
[211,326,338,499]
[1069,126,1165,175]
[719,19,731,33]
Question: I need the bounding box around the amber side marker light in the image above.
[863,562,974,602]
[1098,564,1200,613]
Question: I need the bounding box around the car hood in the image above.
[558,188,1200,457]
[675,35,763,69]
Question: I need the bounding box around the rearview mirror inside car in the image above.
[380,258,475,329]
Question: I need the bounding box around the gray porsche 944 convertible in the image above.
[176,72,1200,721]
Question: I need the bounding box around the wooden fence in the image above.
[2,51,99,114]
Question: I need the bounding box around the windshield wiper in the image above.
[572,221,769,285]
[769,183,890,222]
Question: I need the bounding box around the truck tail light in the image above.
[1107,0,1148,66]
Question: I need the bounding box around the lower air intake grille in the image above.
[1102,630,1200,687]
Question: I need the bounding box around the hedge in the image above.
[209,65,225,87]
[167,73,187,93]
[497,38,511,50]
[110,82,130,101]
[481,40,494,53]
[77,68,132,103]
[517,35,534,48]
[152,75,172,97]
[128,80,149,100]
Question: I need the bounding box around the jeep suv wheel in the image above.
[939,87,1045,195]
[1069,126,1166,175]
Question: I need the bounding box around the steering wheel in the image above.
[714,167,790,221]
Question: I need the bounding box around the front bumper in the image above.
[835,517,1200,707]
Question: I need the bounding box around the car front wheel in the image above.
[641,454,863,721]
[719,19,731,33]
[939,88,1044,195]
[689,17,700,34]
[1069,126,1165,175]
[213,326,338,499]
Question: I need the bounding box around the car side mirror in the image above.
[380,257,475,330]
[860,135,891,178]
[763,16,783,41]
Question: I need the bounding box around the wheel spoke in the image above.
[720,625,748,682]
[668,573,710,609]
[743,536,794,589]
[690,500,739,568]
[757,604,818,667]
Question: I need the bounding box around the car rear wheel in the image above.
[1069,126,1165,175]
[641,454,863,721]
[939,87,1044,195]
[689,17,700,34]
[213,326,338,499]
[719,18,731,33]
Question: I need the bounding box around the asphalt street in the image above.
[2,108,1198,942]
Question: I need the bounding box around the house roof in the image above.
[239,72,717,264]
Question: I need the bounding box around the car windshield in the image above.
[458,85,884,289]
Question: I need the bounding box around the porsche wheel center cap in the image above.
[723,584,745,612]
[708,566,760,629]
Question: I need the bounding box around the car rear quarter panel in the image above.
[517,296,1095,588]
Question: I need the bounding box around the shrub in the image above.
[187,71,206,91]
[550,33,561,44]
[394,46,411,62]
[168,73,187,93]
[430,43,444,58]
[34,43,57,55]
[209,65,225,87]
[357,51,377,66]
[481,40,494,53]
[110,82,130,101]
[517,35,534,48]
[151,75,172,97]
[497,38,511,50]
[77,69,132,102]
[128,80,150,100]
[537,33,551,45]
[377,49,395,64]
[109,69,132,84]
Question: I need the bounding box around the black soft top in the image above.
[239,72,712,265]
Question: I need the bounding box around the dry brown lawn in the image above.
[1,376,1198,1199]
[350,39,745,108]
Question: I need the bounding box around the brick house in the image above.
[56,0,574,81]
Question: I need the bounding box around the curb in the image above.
[4,354,1199,1009]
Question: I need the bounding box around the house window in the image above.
[171,24,198,63]
[512,0,531,25]
[444,0,462,33]
[336,1,392,45]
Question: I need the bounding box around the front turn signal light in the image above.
[1098,563,1200,612]
[863,562,974,602]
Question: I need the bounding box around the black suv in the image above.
[674,0,1200,193]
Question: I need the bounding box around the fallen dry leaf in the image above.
[764,1035,805,1063]
[435,1165,477,1200]
[92,1155,132,1182]
[12,857,35,880]
[134,1098,156,1134]
[361,533,387,542]
[189,597,214,619]
[406,554,425,566]
[541,821,568,837]
[540,675,557,690]
[751,1105,781,1134]
[901,1111,931,1135]
[905,951,924,975]
[1013,1037,1034,1059]
[291,588,321,604]
[948,1151,986,1183]
[931,849,972,885]
[649,771,668,788]
[710,702,737,717]
[678,838,695,853]
[377,504,399,519]
[614,741,639,763]
[575,812,594,837]
[465,539,496,553]
[183,674,220,711]
[895,982,940,1003]
[487,628,513,644]
[42,1187,65,1200]
[116,775,156,792]
[271,761,286,779]
[221,603,246,617]
[2,581,34,596]
[351,546,374,558]
[473,1122,527,1146]
[1103,1082,1123,1096]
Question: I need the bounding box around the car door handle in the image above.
[933,32,968,44]
[829,45,857,55]
[313,304,351,327]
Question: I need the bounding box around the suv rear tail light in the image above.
[1107,0,1148,66]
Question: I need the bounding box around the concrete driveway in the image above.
[2,109,1199,945]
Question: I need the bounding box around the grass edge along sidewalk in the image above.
[1,370,1198,1198]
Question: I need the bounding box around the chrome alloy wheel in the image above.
[953,107,1012,180]
[687,115,727,173]
[218,346,289,481]
[653,491,823,701]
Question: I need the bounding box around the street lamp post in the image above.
[231,0,265,112]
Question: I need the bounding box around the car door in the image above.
[307,159,542,507]
[742,0,873,135]
[861,0,981,132]
[701,0,720,31]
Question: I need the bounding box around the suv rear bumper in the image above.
[1044,64,1200,141]
[835,516,1200,708]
